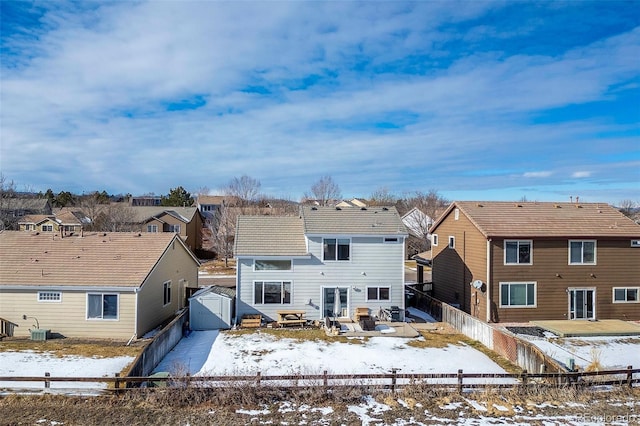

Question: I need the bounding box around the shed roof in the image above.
[431,201,640,238]
[235,216,307,256]
[191,285,236,299]
[0,231,195,288]
[301,206,407,235]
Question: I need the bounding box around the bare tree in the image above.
[98,203,137,232]
[369,186,398,206]
[224,175,261,207]
[399,190,449,256]
[618,199,637,218]
[307,175,341,206]
[0,173,18,230]
[208,202,237,267]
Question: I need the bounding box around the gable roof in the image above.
[235,216,307,257]
[401,207,432,238]
[0,231,198,288]
[197,195,227,206]
[301,206,408,236]
[18,215,56,226]
[1,198,50,211]
[130,206,199,223]
[431,201,640,238]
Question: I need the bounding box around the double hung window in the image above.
[505,240,532,264]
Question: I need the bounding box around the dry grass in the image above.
[226,327,368,344]
[0,337,143,358]
[199,259,236,275]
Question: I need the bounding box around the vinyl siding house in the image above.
[234,206,408,323]
[429,201,640,323]
[0,231,199,339]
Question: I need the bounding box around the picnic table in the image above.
[276,310,307,327]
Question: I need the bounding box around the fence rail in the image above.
[1,366,636,394]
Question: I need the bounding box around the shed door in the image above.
[192,295,229,330]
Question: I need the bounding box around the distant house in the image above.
[129,195,162,206]
[234,206,408,323]
[0,231,199,339]
[429,201,640,323]
[130,206,204,251]
[19,210,90,235]
[336,198,368,208]
[401,207,433,258]
[0,198,52,230]
[196,195,227,222]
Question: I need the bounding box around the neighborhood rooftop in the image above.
[433,201,640,238]
[0,231,185,288]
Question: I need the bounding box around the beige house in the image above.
[18,210,89,235]
[131,206,204,252]
[0,231,199,340]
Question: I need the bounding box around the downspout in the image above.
[235,261,240,327]
[486,238,491,323]
[401,236,406,319]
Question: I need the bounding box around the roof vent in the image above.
[476,203,483,207]
[382,207,388,211]
[335,207,341,211]
[360,207,367,211]
[554,204,561,208]
[515,204,522,207]
[311,206,317,210]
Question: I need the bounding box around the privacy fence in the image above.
[406,284,568,374]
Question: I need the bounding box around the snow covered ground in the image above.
[0,350,134,394]
[512,333,640,370]
[153,329,516,385]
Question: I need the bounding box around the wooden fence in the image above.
[0,366,637,394]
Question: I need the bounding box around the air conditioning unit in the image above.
[30,329,50,341]
[631,240,640,247]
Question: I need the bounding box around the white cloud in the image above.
[572,171,592,178]
[523,171,553,178]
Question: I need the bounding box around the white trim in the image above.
[365,286,391,302]
[454,208,459,221]
[236,254,311,260]
[163,280,172,306]
[383,237,400,243]
[322,237,352,262]
[567,288,596,320]
[252,280,293,305]
[253,259,293,272]
[612,287,640,303]
[448,236,455,249]
[499,281,537,308]
[568,240,597,265]
[37,291,62,303]
[0,285,138,292]
[86,292,120,321]
[432,234,438,246]
[320,286,350,318]
[503,240,533,265]
[486,239,491,322]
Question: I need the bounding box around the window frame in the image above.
[499,282,537,308]
[147,224,158,233]
[38,291,62,303]
[612,287,639,303]
[168,224,181,233]
[86,293,119,320]
[163,280,171,306]
[42,224,53,232]
[432,234,438,246]
[448,236,455,249]
[383,237,399,243]
[253,281,292,305]
[568,240,597,265]
[253,259,293,272]
[504,240,533,265]
[323,238,351,262]
[366,286,391,301]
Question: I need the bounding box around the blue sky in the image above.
[1,1,638,204]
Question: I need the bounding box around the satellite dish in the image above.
[472,280,483,289]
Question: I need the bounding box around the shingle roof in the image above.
[432,201,640,238]
[301,206,407,235]
[0,231,189,288]
[235,216,307,256]
[18,215,54,225]
[130,206,199,223]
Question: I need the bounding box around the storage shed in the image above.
[189,286,236,330]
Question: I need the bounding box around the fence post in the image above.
[114,373,120,391]
[391,368,398,393]
[520,370,528,393]
[256,371,261,386]
[627,366,633,388]
[44,372,50,389]
[323,370,328,389]
[457,369,463,394]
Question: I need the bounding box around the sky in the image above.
[1,1,639,204]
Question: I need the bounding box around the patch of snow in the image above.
[464,398,487,412]
[347,396,391,425]
[440,402,463,410]
[236,408,270,415]
[492,403,509,412]
[375,324,396,334]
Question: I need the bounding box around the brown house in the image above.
[429,201,640,323]
[131,207,204,252]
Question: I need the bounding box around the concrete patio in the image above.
[532,319,640,337]
[328,321,421,338]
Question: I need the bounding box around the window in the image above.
[42,225,53,232]
[505,240,532,265]
[168,224,181,233]
[454,208,459,220]
[448,236,455,249]
[87,294,118,320]
[254,260,292,271]
[432,234,438,246]
[25,224,32,230]
[367,287,390,301]
[384,237,399,243]
[38,291,61,302]
[254,281,292,304]
[323,238,350,261]
[500,282,536,307]
[147,224,158,233]
[163,281,171,306]
[569,240,596,264]
[613,287,639,303]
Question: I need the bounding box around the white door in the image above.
[569,289,595,320]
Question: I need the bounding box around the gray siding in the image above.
[237,236,405,322]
